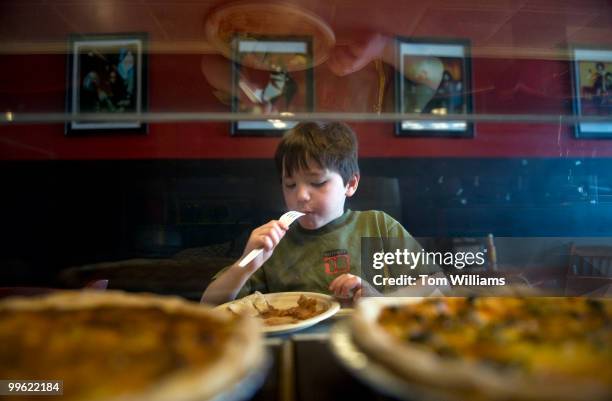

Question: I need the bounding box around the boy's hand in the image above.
[329,274,381,302]
[329,273,361,299]
[240,220,289,271]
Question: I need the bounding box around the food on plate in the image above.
[259,294,320,325]
[0,291,263,401]
[226,292,327,326]
[226,291,270,317]
[353,297,612,401]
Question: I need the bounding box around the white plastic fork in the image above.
[237,211,305,267]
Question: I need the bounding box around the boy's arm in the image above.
[200,263,258,305]
[329,273,382,301]
[200,219,288,305]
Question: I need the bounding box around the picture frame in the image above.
[231,35,314,136]
[395,37,474,137]
[65,33,148,135]
[570,46,612,139]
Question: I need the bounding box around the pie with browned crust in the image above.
[352,297,612,401]
[0,291,264,401]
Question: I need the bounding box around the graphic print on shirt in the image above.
[323,249,350,275]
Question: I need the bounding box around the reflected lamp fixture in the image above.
[203,1,335,72]
[204,1,329,136]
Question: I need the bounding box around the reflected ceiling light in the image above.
[402,121,424,130]
[204,1,335,71]
[5,111,13,122]
[431,108,447,115]
[269,119,287,129]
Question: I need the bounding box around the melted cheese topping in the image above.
[0,306,236,401]
[378,297,612,383]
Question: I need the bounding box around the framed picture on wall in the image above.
[65,33,148,135]
[570,46,612,139]
[231,35,314,136]
[395,37,474,137]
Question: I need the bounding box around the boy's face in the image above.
[282,160,358,230]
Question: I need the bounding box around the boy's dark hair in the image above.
[275,122,359,185]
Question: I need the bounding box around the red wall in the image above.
[1,53,612,160]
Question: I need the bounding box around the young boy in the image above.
[201,122,441,305]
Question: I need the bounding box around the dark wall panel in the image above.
[1,158,611,286]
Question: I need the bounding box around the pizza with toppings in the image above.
[0,291,264,401]
[352,297,612,401]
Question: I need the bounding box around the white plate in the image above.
[217,292,340,335]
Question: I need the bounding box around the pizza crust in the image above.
[0,290,265,401]
[352,298,487,393]
[351,297,611,401]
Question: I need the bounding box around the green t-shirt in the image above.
[218,210,440,298]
